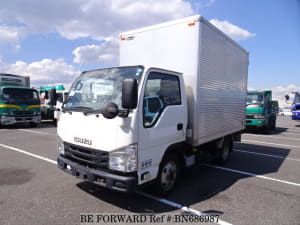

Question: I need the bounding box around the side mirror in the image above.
[122,78,138,109]
[49,88,57,106]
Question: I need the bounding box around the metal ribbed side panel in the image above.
[194,22,248,146]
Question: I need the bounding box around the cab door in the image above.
[137,69,187,184]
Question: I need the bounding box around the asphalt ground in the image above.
[0,116,299,225]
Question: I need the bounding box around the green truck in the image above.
[246,90,277,132]
[0,73,41,127]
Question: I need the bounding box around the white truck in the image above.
[57,15,248,195]
[53,90,69,125]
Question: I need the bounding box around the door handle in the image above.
[177,123,183,130]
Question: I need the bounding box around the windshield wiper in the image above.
[83,109,103,116]
[63,106,93,112]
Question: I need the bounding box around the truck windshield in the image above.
[246,93,264,105]
[293,94,300,104]
[2,88,40,105]
[64,66,143,111]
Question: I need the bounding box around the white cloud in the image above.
[0,58,80,85]
[0,0,194,42]
[73,38,119,64]
[209,19,256,41]
[250,84,300,107]
[0,26,19,44]
[272,84,300,106]
[0,25,29,48]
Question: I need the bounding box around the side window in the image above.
[143,72,181,127]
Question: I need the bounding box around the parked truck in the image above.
[39,85,65,125]
[246,90,276,132]
[292,92,300,121]
[57,15,248,195]
[53,89,69,124]
[272,100,279,114]
[0,73,41,127]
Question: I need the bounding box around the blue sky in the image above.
[194,0,300,89]
[0,0,299,104]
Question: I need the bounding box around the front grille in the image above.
[16,118,32,121]
[12,111,33,116]
[64,143,109,169]
[246,115,254,119]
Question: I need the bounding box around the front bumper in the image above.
[0,116,41,125]
[57,155,137,193]
[292,113,300,121]
[246,119,267,128]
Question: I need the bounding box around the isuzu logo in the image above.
[74,137,92,146]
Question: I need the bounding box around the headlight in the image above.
[109,144,137,172]
[253,114,265,119]
[33,111,41,116]
[57,136,65,155]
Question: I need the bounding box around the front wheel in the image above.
[155,154,180,197]
[29,122,37,128]
[271,119,276,130]
[53,119,57,127]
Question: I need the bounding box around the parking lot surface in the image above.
[0,116,299,225]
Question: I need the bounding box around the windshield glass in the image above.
[2,88,40,105]
[64,66,143,111]
[293,94,300,104]
[246,93,264,105]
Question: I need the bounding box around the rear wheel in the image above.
[155,154,180,197]
[215,139,232,164]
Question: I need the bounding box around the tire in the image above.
[262,127,269,134]
[271,119,276,130]
[155,154,180,197]
[53,119,57,127]
[29,122,37,128]
[215,139,232,164]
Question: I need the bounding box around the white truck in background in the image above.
[57,15,248,196]
[53,90,69,125]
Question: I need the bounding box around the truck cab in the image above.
[0,74,41,127]
[246,90,276,132]
[57,66,187,194]
[292,92,300,121]
[39,85,65,124]
[53,90,69,124]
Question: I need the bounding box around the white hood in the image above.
[57,111,137,152]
